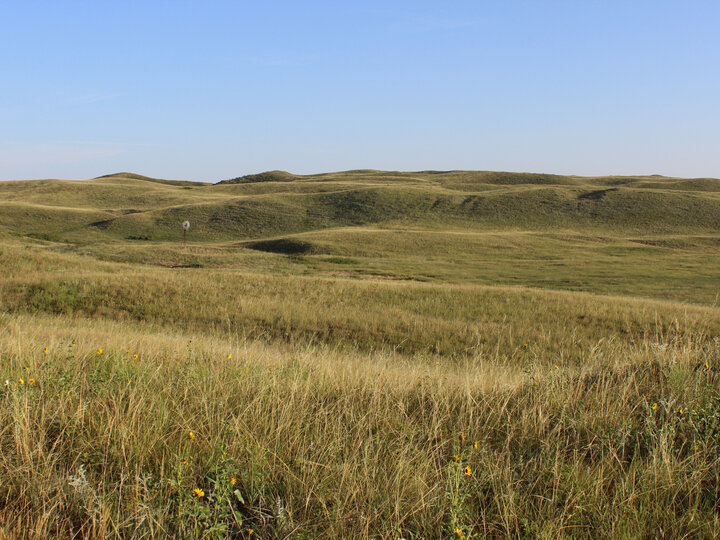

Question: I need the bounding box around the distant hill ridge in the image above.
[1,169,720,244]
[217,169,716,187]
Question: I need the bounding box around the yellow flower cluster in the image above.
[5,377,38,388]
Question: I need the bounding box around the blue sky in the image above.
[1,1,718,181]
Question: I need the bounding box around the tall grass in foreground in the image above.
[1,314,719,538]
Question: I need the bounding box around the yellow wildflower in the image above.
[460,433,466,441]
[227,353,232,359]
[97,348,103,355]
[189,431,195,440]
[192,488,205,498]
[18,379,24,385]
[453,455,459,463]
[705,362,710,369]
[29,378,35,385]
[651,403,657,410]
[44,347,49,354]
[464,466,472,476]
[554,365,559,370]
[181,458,189,465]
[474,441,478,450]
[247,530,254,536]
[133,354,138,360]
[230,477,237,485]
[455,527,464,538]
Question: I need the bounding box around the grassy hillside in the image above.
[2,170,720,243]
[1,170,720,537]
[1,169,720,304]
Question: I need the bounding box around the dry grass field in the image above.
[1,170,720,538]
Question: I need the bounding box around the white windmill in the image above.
[182,220,190,246]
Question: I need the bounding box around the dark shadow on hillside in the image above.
[89,218,115,229]
[244,238,316,255]
[578,188,619,201]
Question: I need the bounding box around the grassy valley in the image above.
[1,170,720,538]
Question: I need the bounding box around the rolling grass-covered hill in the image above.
[1,169,719,303]
[2,170,720,537]
[2,169,720,242]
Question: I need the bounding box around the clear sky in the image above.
[1,1,718,181]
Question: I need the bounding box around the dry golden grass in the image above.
[2,170,720,537]
[1,304,720,538]
[2,240,718,363]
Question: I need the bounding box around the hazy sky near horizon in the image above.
[1,1,719,182]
